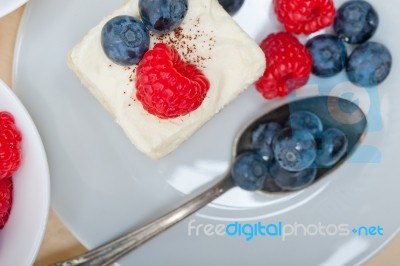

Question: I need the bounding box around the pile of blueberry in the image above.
[231,111,348,192]
[101,0,188,66]
[306,0,392,87]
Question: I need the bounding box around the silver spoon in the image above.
[52,95,367,266]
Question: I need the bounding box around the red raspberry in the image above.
[0,112,22,179]
[274,0,336,34]
[0,177,13,229]
[255,32,312,99]
[136,43,210,119]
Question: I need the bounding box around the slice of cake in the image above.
[68,0,266,159]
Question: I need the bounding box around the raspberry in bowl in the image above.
[0,111,22,230]
[0,111,22,181]
[0,80,49,266]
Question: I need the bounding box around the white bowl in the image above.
[0,79,49,266]
[0,0,28,17]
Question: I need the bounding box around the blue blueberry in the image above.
[139,0,188,34]
[306,34,347,77]
[257,145,274,163]
[218,0,245,16]
[288,111,323,138]
[231,152,269,191]
[252,122,282,148]
[269,162,317,191]
[272,128,317,172]
[252,122,282,163]
[316,128,348,167]
[334,0,379,44]
[101,16,150,66]
[346,42,392,87]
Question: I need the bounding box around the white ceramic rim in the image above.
[0,79,50,265]
[0,0,28,17]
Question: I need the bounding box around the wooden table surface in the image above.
[1,5,399,266]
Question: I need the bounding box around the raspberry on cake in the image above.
[68,0,266,159]
[136,43,210,119]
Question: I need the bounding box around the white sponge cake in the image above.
[68,0,265,159]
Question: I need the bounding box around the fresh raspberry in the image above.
[0,177,13,229]
[255,32,312,99]
[274,0,336,34]
[136,43,210,119]
[0,112,22,179]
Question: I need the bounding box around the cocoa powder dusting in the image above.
[149,17,216,68]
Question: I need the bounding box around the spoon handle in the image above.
[51,175,234,266]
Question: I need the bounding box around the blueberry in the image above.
[231,152,269,191]
[252,122,282,163]
[252,122,282,147]
[346,42,392,87]
[257,145,274,163]
[139,0,188,34]
[101,16,150,66]
[272,128,317,172]
[316,128,348,167]
[288,111,323,138]
[218,0,245,16]
[269,162,317,191]
[334,0,379,44]
[306,34,347,77]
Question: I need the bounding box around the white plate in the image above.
[0,0,28,17]
[13,0,400,265]
[0,80,49,265]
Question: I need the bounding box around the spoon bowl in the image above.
[234,96,367,192]
[53,96,367,266]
